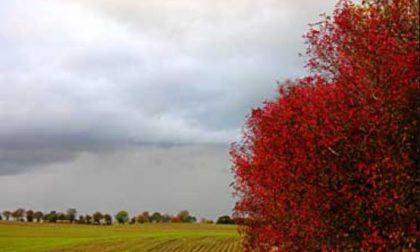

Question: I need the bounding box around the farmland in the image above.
[0,221,241,252]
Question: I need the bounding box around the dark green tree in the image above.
[115,211,129,224]
[45,211,58,223]
[216,215,234,225]
[150,212,162,223]
[25,210,34,222]
[185,215,197,223]
[57,212,66,222]
[92,212,103,224]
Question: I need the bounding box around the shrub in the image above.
[231,0,419,250]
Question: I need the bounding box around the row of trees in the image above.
[0,208,235,225]
[114,210,198,224]
[0,208,111,225]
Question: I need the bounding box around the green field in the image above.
[0,222,242,252]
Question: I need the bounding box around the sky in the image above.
[0,0,337,220]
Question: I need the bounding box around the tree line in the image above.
[0,208,235,225]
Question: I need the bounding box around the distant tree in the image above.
[150,212,162,223]
[2,211,11,221]
[200,218,214,224]
[161,214,171,223]
[34,211,44,222]
[42,212,48,222]
[12,208,25,221]
[136,211,150,224]
[77,215,85,224]
[85,214,92,224]
[25,210,34,222]
[185,216,197,223]
[92,212,103,224]
[136,214,146,224]
[57,212,66,222]
[141,211,150,223]
[115,211,129,224]
[45,211,58,223]
[66,208,77,223]
[129,217,136,224]
[11,209,18,222]
[216,215,234,225]
[170,216,181,223]
[104,214,112,225]
[176,210,196,223]
[0,213,2,221]
[176,210,190,223]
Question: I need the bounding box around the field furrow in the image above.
[0,222,241,252]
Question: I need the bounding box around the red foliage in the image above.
[231,0,419,250]
[170,216,182,223]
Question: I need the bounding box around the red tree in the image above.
[231,0,419,250]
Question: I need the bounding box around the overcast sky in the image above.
[0,0,337,220]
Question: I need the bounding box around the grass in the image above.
[0,221,242,252]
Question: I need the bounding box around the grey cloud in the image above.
[0,0,337,216]
[0,148,76,175]
[0,0,335,175]
[0,144,233,220]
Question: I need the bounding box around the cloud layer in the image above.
[0,0,337,216]
[0,144,232,219]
